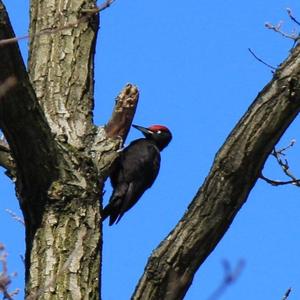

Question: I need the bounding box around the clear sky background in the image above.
[1,1,300,299]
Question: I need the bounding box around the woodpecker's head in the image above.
[132,124,172,151]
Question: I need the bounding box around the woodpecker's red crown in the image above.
[147,125,171,133]
[132,124,172,151]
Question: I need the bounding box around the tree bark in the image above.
[132,46,300,300]
[0,1,138,298]
[28,0,98,148]
[2,0,300,299]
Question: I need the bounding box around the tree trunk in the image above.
[1,1,300,299]
[0,1,138,298]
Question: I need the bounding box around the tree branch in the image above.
[0,139,15,178]
[272,145,299,182]
[260,140,300,186]
[89,84,139,178]
[248,48,276,70]
[265,21,299,42]
[260,173,300,186]
[0,1,59,226]
[287,8,300,27]
[105,83,139,141]
[281,288,292,300]
[133,44,300,300]
[0,243,19,300]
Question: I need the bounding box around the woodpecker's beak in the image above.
[132,124,153,136]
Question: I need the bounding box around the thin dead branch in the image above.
[272,150,298,181]
[276,139,296,154]
[265,8,300,48]
[282,287,292,300]
[287,8,300,26]
[260,174,300,186]
[0,0,115,47]
[5,209,24,226]
[105,84,139,141]
[260,140,300,186]
[248,48,276,70]
[0,243,19,300]
[265,21,299,41]
[207,260,245,300]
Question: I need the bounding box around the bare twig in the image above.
[0,0,116,47]
[105,83,139,141]
[287,8,300,26]
[260,173,300,186]
[272,145,299,183]
[276,139,296,154]
[260,139,300,186]
[265,21,299,41]
[248,48,276,70]
[206,260,245,300]
[0,243,19,300]
[5,209,24,226]
[282,287,292,300]
[20,255,25,266]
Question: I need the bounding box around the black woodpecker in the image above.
[102,124,172,225]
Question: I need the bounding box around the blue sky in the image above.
[1,1,300,299]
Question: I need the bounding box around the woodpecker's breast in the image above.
[110,139,161,189]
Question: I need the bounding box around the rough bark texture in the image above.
[0,139,15,177]
[0,0,59,236]
[132,45,300,299]
[0,1,138,299]
[28,0,98,148]
[1,0,300,299]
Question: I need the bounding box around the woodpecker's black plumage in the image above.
[102,124,172,225]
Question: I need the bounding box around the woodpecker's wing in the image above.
[110,139,161,188]
[106,139,161,224]
[114,181,144,224]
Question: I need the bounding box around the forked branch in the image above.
[265,8,300,44]
[260,140,300,186]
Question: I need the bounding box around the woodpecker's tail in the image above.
[101,205,110,221]
[101,203,117,225]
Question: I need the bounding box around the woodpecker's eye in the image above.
[157,130,161,134]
